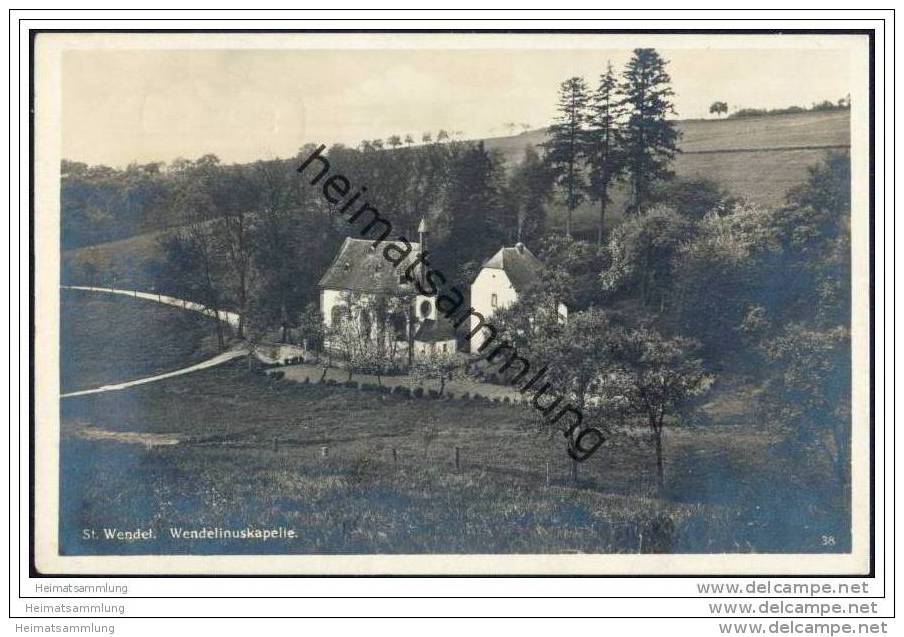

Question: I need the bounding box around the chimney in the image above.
[515,242,525,254]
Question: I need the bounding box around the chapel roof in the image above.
[319,237,423,293]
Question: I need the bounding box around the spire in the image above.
[417,218,429,290]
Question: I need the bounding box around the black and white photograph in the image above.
[30,30,873,575]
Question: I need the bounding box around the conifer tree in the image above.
[620,48,680,213]
[587,61,625,244]
[543,77,590,237]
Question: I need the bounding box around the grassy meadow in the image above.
[59,294,849,556]
[60,288,228,392]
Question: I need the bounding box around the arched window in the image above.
[420,300,433,319]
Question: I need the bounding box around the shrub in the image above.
[270,371,285,381]
[460,392,470,400]
[503,396,510,404]
[412,387,424,399]
[428,389,440,399]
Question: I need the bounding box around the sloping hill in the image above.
[64,110,850,282]
[484,109,850,232]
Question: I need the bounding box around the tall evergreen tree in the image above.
[543,77,590,237]
[439,141,509,284]
[587,61,625,244]
[620,49,680,213]
[508,146,554,245]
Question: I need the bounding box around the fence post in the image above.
[273,436,279,452]
[392,448,398,464]
[545,460,550,488]
[454,447,460,471]
[320,445,329,459]
[571,459,578,484]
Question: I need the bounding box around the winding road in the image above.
[61,285,246,398]
[62,285,241,327]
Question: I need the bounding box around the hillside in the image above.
[485,109,850,233]
[63,110,850,282]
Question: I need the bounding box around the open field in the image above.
[60,288,228,392]
[483,110,850,164]
[486,110,851,234]
[60,356,849,555]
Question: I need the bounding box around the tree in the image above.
[587,62,625,245]
[296,302,325,354]
[601,327,713,491]
[709,101,729,118]
[159,223,228,349]
[508,146,554,244]
[650,176,737,220]
[535,234,609,310]
[249,159,297,342]
[601,207,695,311]
[761,324,850,487]
[620,49,681,212]
[438,141,510,284]
[412,348,460,395]
[543,76,590,237]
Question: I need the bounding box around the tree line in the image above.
[544,49,680,244]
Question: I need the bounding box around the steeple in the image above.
[417,217,428,250]
[416,217,429,287]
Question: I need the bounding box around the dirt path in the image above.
[60,347,248,398]
[67,422,182,447]
[62,285,241,328]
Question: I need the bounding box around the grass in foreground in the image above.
[60,361,850,555]
[60,288,227,392]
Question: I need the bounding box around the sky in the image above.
[60,43,854,167]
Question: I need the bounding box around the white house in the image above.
[469,242,567,351]
[318,219,458,358]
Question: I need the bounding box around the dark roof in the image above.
[413,317,459,343]
[479,243,545,292]
[319,237,422,293]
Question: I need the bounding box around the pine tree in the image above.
[543,77,590,237]
[587,61,625,244]
[620,48,680,213]
[509,146,554,245]
[439,141,509,283]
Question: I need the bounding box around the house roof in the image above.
[479,242,545,292]
[319,237,422,293]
